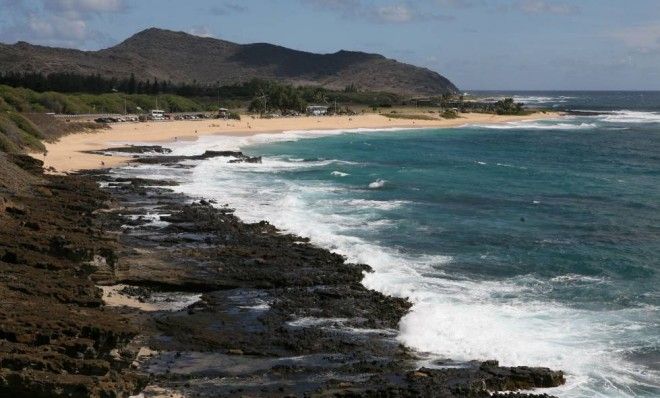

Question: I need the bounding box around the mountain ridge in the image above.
[0,28,458,95]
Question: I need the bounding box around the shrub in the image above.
[0,132,18,153]
[7,112,43,139]
[441,109,459,119]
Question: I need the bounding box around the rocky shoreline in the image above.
[0,149,565,397]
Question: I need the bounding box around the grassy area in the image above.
[384,113,439,121]
[0,84,223,153]
[380,108,461,121]
[0,84,538,154]
[0,112,44,152]
[0,85,126,153]
[0,85,217,114]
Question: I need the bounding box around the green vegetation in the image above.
[0,112,45,152]
[0,72,411,110]
[386,112,438,121]
[0,86,113,153]
[0,80,535,155]
[493,98,527,115]
[440,109,459,119]
[247,81,307,114]
[0,72,535,117]
[0,85,211,114]
[0,71,204,96]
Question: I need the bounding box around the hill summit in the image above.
[0,28,458,96]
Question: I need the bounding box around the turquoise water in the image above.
[129,92,659,397]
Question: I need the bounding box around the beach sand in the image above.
[101,284,202,312]
[38,112,558,173]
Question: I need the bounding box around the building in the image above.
[217,108,229,118]
[306,105,328,116]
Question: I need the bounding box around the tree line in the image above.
[0,71,329,101]
[0,71,406,110]
[5,72,523,114]
[0,71,347,113]
[0,71,219,96]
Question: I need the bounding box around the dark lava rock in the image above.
[91,145,173,154]
[0,155,146,397]
[131,150,261,165]
[86,164,566,398]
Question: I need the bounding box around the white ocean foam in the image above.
[496,162,528,170]
[331,170,349,177]
[368,179,387,189]
[158,126,423,156]
[125,213,170,228]
[550,274,607,284]
[562,109,660,124]
[287,317,398,336]
[371,271,659,398]
[114,129,659,398]
[340,198,409,211]
[513,95,576,104]
[477,95,575,105]
[597,110,660,124]
[470,121,597,130]
[287,317,349,328]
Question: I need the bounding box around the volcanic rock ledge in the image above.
[0,149,565,397]
[82,146,566,397]
[0,154,146,397]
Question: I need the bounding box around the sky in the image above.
[1,0,659,90]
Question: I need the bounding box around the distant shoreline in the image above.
[37,111,561,173]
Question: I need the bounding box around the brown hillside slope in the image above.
[0,28,458,96]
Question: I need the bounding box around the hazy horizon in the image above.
[1,0,659,91]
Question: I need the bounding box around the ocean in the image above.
[117,91,660,397]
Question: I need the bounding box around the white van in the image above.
[150,109,165,120]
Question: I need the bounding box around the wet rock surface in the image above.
[0,149,565,397]
[127,147,262,165]
[90,145,174,154]
[0,154,146,397]
[89,145,262,165]
[82,148,565,397]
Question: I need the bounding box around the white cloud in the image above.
[436,0,579,15]
[612,24,660,50]
[306,0,451,23]
[435,0,486,8]
[516,0,579,15]
[306,0,361,10]
[374,5,413,23]
[0,0,126,48]
[208,2,247,16]
[189,25,215,38]
[47,0,126,13]
[27,14,88,40]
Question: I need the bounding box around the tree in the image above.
[493,98,524,115]
[128,73,136,94]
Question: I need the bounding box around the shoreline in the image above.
[88,152,565,396]
[38,112,560,173]
[0,148,565,397]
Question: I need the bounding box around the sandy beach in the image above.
[38,112,558,173]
